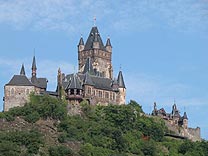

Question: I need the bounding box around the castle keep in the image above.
[57,26,126,105]
[3,26,126,111]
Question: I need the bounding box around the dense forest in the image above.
[0,94,207,156]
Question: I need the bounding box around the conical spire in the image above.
[84,26,105,50]
[79,36,84,45]
[20,64,26,76]
[32,56,37,70]
[68,74,82,89]
[183,112,188,119]
[106,37,112,47]
[32,55,37,77]
[83,57,95,75]
[117,71,126,88]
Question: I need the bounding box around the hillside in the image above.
[0,94,207,156]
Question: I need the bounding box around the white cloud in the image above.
[125,72,208,111]
[0,0,208,34]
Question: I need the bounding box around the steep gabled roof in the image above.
[7,75,33,86]
[83,57,95,75]
[31,76,47,89]
[117,71,126,88]
[84,26,106,50]
[84,72,94,86]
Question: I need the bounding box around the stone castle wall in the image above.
[4,85,34,111]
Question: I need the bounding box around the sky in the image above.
[0,0,208,139]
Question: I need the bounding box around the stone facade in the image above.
[4,85,34,111]
[3,26,126,111]
[152,102,201,141]
[57,26,126,106]
[3,58,48,111]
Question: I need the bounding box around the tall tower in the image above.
[78,26,113,79]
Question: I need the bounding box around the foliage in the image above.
[1,94,67,123]
[49,145,73,156]
[58,100,167,155]
[0,129,43,155]
[1,96,208,155]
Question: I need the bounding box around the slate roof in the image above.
[7,75,33,86]
[183,112,188,119]
[32,56,37,70]
[31,76,47,89]
[84,72,94,86]
[79,37,84,45]
[83,57,95,75]
[67,74,82,90]
[84,26,106,51]
[65,73,115,91]
[117,71,126,88]
[106,38,112,47]
[20,64,26,76]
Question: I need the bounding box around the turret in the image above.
[105,37,112,52]
[31,56,37,77]
[67,74,83,104]
[78,36,84,52]
[20,64,26,76]
[117,71,126,104]
[183,112,188,129]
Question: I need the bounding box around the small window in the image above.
[11,88,14,95]
[87,87,91,95]
[112,93,115,100]
[98,91,103,98]
[105,92,109,99]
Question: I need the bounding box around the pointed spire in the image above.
[183,112,188,119]
[79,36,84,45]
[20,64,26,76]
[84,26,105,50]
[106,37,112,47]
[32,55,37,77]
[117,71,125,88]
[68,74,82,89]
[83,57,95,75]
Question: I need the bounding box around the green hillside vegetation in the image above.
[0,94,207,156]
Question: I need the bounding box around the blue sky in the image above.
[0,0,208,139]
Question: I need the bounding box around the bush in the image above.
[49,146,73,156]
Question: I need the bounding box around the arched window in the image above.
[11,88,14,95]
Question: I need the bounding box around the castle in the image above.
[152,102,201,141]
[3,26,126,111]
